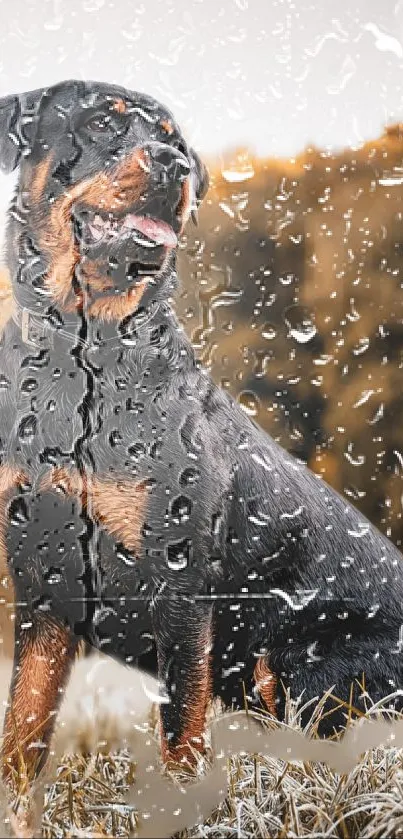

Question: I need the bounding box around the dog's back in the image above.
[211,417,403,726]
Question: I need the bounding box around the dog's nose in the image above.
[147,143,190,187]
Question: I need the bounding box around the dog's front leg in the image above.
[2,609,78,793]
[152,596,213,769]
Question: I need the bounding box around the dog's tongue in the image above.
[122,214,178,247]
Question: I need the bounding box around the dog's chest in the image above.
[3,336,222,566]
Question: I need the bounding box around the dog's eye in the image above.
[86,114,111,132]
[159,121,187,157]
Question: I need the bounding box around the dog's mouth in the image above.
[73,209,179,287]
[83,212,178,250]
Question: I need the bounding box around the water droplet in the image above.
[44,567,62,585]
[237,431,250,450]
[171,495,192,525]
[18,414,37,442]
[347,523,371,539]
[115,377,128,391]
[284,305,317,344]
[179,467,200,487]
[166,538,191,571]
[8,497,30,526]
[109,430,123,447]
[279,273,295,286]
[352,337,370,356]
[353,389,374,408]
[116,546,137,567]
[345,449,366,466]
[368,404,384,425]
[36,596,52,613]
[149,440,162,460]
[344,486,366,501]
[211,512,223,536]
[20,378,38,395]
[221,166,254,183]
[238,391,260,417]
[128,442,146,462]
[219,201,235,218]
[126,399,144,414]
[83,0,105,10]
[261,323,277,340]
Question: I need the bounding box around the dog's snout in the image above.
[147,143,190,186]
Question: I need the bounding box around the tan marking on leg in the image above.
[2,618,78,791]
[161,633,213,768]
[253,656,277,717]
[0,467,26,659]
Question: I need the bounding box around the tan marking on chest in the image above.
[2,617,77,786]
[161,622,213,768]
[42,468,149,555]
[32,150,150,318]
[80,258,114,294]
[87,278,148,321]
[90,474,149,552]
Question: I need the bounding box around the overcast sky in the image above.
[0,0,403,221]
[1,0,403,154]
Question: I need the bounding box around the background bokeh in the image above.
[1,0,403,546]
[177,135,403,546]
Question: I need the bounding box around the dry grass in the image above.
[36,685,403,838]
[42,752,137,838]
[2,656,403,836]
[180,701,403,839]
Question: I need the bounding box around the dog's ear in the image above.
[190,148,209,206]
[0,95,21,174]
[0,88,45,174]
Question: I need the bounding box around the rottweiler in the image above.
[0,80,402,796]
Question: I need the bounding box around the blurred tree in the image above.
[178,131,403,547]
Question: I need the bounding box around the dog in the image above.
[0,79,403,800]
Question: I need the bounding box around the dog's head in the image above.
[0,80,209,320]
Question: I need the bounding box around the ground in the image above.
[1,654,401,838]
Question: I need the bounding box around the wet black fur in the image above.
[1,80,403,751]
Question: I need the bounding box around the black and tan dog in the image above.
[0,80,403,796]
